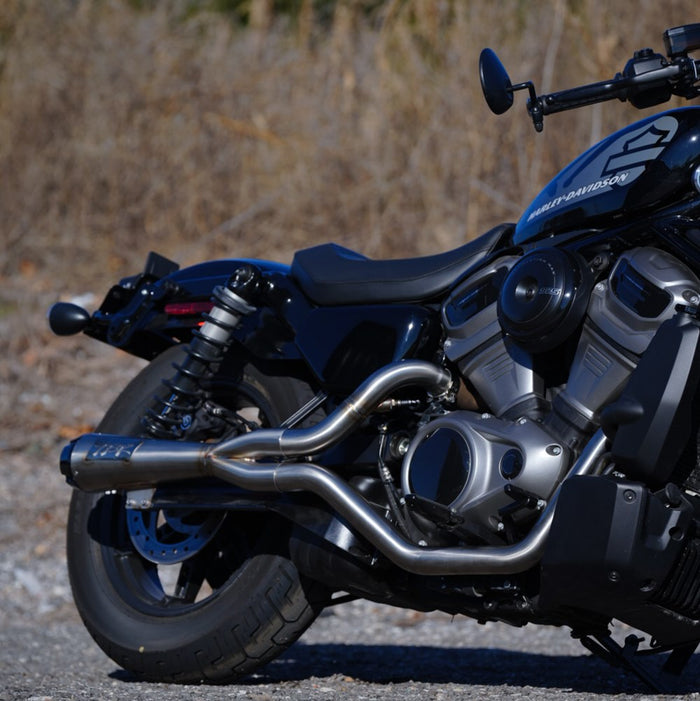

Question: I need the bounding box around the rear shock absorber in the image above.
[142,264,261,439]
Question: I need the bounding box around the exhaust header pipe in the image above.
[59,358,609,575]
[62,360,452,491]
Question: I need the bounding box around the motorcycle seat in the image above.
[291,223,513,305]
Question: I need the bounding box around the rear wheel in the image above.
[67,345,326,683]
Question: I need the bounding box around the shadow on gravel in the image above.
[110,643,700,695]
[260,643,700,695]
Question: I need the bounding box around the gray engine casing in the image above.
[554,247,700,430]
[442,256,543,419]
[401,412,568,534]
[429,247,700,530]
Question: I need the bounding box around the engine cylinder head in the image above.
[441,256,545,419]
[547,247,700,448]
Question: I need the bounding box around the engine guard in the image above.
[539,474,700,647]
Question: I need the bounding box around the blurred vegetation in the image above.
[0,0,698,447]
[0,0,698,290]
[128,1,383,27]
[0,0,697,292]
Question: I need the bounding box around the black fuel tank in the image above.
[515,107,700,244]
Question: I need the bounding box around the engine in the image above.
[400,411,568,539]
[401,246,700,540]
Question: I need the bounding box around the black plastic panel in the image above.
[540,475,697,645]
[295,305,439,391]
[603,312,700,486]
[445,267,507,327]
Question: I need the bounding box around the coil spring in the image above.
[142,267,259,439]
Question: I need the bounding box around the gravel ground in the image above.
[2,337,700,700]
[4,446,700,701]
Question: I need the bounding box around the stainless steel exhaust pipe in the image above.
[61,360,452,491]
[208,430,608,576]
[213,360,453,460]
[62,425,607,576]
[59,355,608,576]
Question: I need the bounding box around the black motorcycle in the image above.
[50,23,700,691]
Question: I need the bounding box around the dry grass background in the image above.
[0,0,698,452]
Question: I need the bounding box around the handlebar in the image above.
[481,24,700,132]
[526,56,698,131]
[541,65,681,112]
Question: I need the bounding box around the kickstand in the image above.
[576,632,675,693]
[662,641,698,676]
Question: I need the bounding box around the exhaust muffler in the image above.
[61,360,452,491]
[60,435,210,491]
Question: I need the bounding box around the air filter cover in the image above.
[497,248,591,352]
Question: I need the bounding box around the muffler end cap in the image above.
[60,441,77,486]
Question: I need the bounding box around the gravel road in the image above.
[6,606,698,701]
[3,444,700,701]
[2,348,700,700]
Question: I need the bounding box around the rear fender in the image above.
[85,252,306,361]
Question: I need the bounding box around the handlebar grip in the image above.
[534,63,683,117]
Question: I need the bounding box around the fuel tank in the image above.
[515,107,700,244]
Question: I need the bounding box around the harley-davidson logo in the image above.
[525,114,679,224]
[527,172,631,222]
[604,122,676,175]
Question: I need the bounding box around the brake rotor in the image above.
[126,507,224,564]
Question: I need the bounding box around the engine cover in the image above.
[540,475,697,647]
[497,248,592,352]
[548,247,700,441]
[401,412,568,534]
[588,246,700,355]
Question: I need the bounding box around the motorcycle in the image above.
[49,23,700,691]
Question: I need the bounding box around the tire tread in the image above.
[67,345,327,683]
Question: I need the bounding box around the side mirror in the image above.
[479,48,514,115]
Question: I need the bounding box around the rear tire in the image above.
[67,345,326,682]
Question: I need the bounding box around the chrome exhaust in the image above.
[208,430,608,575]
[59,358,609,575]
[61,360,453,491]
